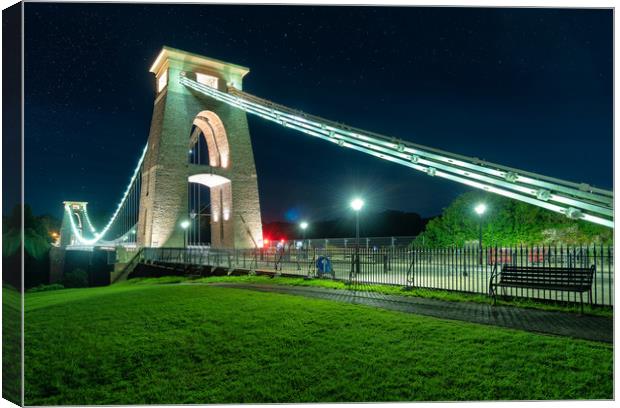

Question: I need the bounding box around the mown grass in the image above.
[123,275,614,317]
[3,285,22,405]
[25,283,612,404]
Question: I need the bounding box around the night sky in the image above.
[23,4,613,224]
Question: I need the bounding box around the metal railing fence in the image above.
[262,236,418,250]
[141,244,614,306]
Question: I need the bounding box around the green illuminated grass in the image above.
[3,285,22,405]
[124,274,613,317]
[25,283,612,404]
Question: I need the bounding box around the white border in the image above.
[0,2,616,408]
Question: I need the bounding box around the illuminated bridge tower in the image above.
[137,46,263,248]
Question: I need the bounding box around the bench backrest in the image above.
[500,265,595,289]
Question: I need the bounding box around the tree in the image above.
[415,192,612,247]
[3,204,54,288]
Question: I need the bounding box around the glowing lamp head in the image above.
[350,198,364,212]
[474,203,487,216]
[180,220,191,230]
[300,221,308,230]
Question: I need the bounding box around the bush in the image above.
[27,284,65,293]
[62,269,89,288]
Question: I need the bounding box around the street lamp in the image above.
[300,221,308,248]
[190,211,197,245]
[180,219,190,248]
[350,198,364,275]
[351,198,364,212]
[299,221,309,269]
[474,203,487,265]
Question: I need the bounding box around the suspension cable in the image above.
[67,143,148,245]
[180,74,612,228]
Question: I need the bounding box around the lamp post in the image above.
[300,221,308,249]
[350,198,364,275]
[299,221,309,271]
[474,203,487,265]
[190,211,197,245]
[180,220,190,249]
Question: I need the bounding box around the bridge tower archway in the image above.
[136,46,263,249]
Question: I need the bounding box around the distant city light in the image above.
[300,221,308,230]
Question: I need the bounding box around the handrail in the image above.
[111,248,144,284]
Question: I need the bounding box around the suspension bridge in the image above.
[60,46,613,254]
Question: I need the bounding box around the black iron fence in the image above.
[261,236,418,250]
[141,244,614,306]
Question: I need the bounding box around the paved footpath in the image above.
[208,282,613,343]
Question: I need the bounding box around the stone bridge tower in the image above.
[137,46,263,248]
[59,201,90,247]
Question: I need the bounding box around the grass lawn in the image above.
[127,274,614,317]
[25,283,612,404]
[3,285,22,405]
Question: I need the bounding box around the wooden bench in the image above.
[489,265,595,313]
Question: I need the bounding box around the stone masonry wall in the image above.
[137,51,263,249]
